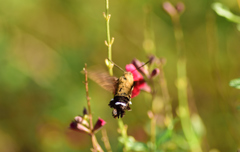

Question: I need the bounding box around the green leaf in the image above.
[130,141,148,151]
[212,2,240,24]
[118,136,148,151]
[229,78,240,89]
[156,129,172,145]
[237,24,240,31]
[237,106,240,110]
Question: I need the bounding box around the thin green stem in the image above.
[118,119,130,152]
[143,5,157,151]
[101,129,112,152]
[84,64,93,131]
[91,134,104,152]
[143,5,156,54]
[170,8,202,152]
[159,61,172,121]
[237,0,240,10]
[150,113,156,151]
[177,60,201,152]
[148,78,156,152]
[103,1,129,151]
[104,0,114,75]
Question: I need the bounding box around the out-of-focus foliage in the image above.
[212,2,240,23]
[212,2,240,30]
[229,78,240,89]
[0,0,240,152]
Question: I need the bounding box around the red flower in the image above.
[125,61,151,98]
[93,118,106,133]
[150,68,160,78]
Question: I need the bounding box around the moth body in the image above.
[87,65,138,118]
[108,72,134,118]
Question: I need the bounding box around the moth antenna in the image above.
[107,58,125,72]
[131,60,151,72]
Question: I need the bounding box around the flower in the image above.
[83,107,88,115]
[125,59,151,98]
[69,108,106,134]
[93,118,106,133]
[150,68,160,78]
[131,58,149,76]
[70,116,91,134]
[163,2,178,17]
[70,116,106,134]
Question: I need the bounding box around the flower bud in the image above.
[176,2,185,14]
[93,118,106,133]
[150,68,160,78]
[70,121,91,134]
[163,2,177,17]
[74,116,83,123]
[74,116,89,127]
[83,107,88,115]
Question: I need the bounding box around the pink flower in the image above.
[70,117,106,134]
[69,108,106,134]
[125,60,151,98]
[70,119,91,134]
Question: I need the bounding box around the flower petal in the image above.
[139,82,151,93]
[125,64,144,81]
[74,116,83,122]
[131,58,149,77]
[132,80,151,98]
[74,116,89,127]
[132,87,140,98]
[163,2,177,17]
[70,121,91,134]
[93,118,106,133]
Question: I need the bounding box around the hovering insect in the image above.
[87,59,149,118]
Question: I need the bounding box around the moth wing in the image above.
[85,69,118,93]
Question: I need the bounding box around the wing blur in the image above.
[86,69,118,93]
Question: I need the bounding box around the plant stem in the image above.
[170,7,202,152]
[84,64,93,130]
[101,128,112,152]
[143,5,156,54]
[104,0,114,75]
[150,112,156,152]
[84,64,103,152]
[158,60,172,120]
[103,0,129,151]
[118,119,130,152]
[238,0,240,10]
[143,5,157,151]
[91,134,103,152]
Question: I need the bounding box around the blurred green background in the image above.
[0,0,240,152]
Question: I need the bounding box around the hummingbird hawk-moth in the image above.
[87,59,149,118]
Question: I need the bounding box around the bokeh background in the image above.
[0,0,240,152]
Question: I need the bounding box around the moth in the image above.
[87,59,149,118]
